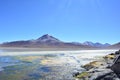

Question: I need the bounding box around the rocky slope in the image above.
[108,42,120,49]
[73,49,120,80]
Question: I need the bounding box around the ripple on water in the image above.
[38,66,51,72]
[0,56,20,71]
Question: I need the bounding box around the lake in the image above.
[0,49,117,80]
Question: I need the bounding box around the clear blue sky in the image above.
[0,0,120,44]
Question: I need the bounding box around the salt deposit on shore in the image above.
[0,49,117,56]
[0,49,118,80]
[0,49,117,66]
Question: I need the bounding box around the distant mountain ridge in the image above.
[0,34,91,48]
[83,41,111,48]
[108,42,120,49]
[0,34,119,49]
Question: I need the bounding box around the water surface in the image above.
[0,49,117,80]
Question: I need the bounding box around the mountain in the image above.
[83,41,111,48]
[83,41,95,47]
[0,34,92,48]
[36,34,62,43]
[108,42,120,49]
[1,34,117,49]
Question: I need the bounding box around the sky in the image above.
[0,0,120,44]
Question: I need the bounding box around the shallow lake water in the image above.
[0,49,117,80]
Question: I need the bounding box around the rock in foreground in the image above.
[74,50,120,80]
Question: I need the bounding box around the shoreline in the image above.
[0,49,117,56]
[74,49,120,80]
[0,49,119,80]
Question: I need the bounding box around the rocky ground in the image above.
[73,50,120,80]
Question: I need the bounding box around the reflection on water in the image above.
[0,57,19,63]
[0,54,81,80]
[0,56,20,72]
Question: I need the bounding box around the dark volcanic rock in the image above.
[74,49,120,80]
[111,50,120,74]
